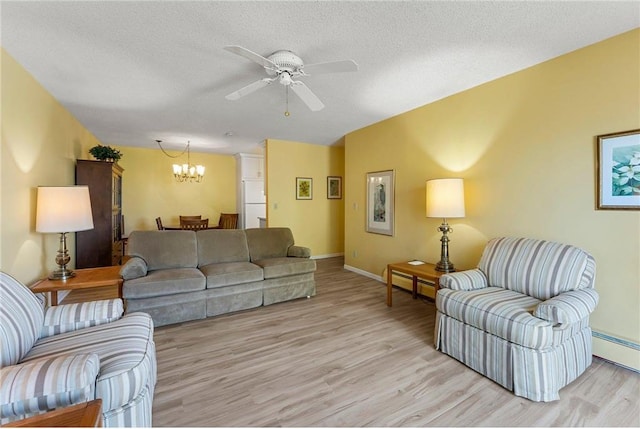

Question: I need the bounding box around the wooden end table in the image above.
[4,399,102,427]
[386,261,448,306]
[30,266,123,306]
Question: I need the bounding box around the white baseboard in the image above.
[343,264,384,283]
[311,253,344,260]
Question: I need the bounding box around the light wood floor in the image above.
[63,257,640,427]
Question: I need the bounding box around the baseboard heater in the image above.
[592,330,640,373]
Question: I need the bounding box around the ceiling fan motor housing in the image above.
[266,50,304,75]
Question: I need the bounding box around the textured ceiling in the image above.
[2,1,639,154]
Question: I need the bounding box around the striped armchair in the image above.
[435,237,598,402]
[0,272,157,426]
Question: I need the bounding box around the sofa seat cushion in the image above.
[252,257,316,279]
[123,268,205,299]
[200,262,264,288]
[22,313,156,413]
[436,287,554,349]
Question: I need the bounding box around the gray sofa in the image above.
[120,227,316,326]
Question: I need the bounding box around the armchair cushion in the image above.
[41,299,124,338]
[0,353,99,420]
[287,245,311,258]
[439,269,488,291]
[478,237,593,300]
[0,273,44,368]
[534,288,599,325]
[22,313,156,413]
[436,287,555,349]
[120,257,148,280]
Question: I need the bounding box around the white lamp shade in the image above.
[36,186,94,233]
[426,178,466,218]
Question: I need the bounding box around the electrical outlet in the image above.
[353,250,358,258]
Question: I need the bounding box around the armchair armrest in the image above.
[0,353,99,422]
[119,256,148,280]
[287,245,311,258]
[534,288,599,324]
[439,269,488,291]
[41,299,124,338]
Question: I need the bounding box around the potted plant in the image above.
[89,144,122,162]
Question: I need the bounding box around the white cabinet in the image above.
[236,153,263,179]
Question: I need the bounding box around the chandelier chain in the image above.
[156,139,188,158]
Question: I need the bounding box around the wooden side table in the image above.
[386,261,448,306]
[4,399,102,427]
[30,266,123,306]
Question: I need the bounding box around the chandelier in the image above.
[156,140,205,183]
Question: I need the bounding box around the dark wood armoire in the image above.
[75,160,124,268]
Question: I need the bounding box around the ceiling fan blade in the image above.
[225,78,274,101]
[290,81,325,111]
[302,59,358,75]
[224,45,278,70]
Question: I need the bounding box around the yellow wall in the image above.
[266,139,344,257]
[1,49,101,284]
[112,145,236,234]
[345,30,640,368]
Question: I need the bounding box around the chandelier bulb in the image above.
[285,110,290,117]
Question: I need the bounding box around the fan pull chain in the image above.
[284,86,290,117]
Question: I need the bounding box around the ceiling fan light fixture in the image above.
[279,72,293,86]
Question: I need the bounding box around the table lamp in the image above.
[36,186,94,280]
[426,178,465,272]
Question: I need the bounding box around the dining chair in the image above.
[217,213,239,229]
[179,215,202,222]
[180,218,209,231]
[155,217,164,230]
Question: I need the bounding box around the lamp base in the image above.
[435,218,456,273]
[435,260,455,273]
[49,268,76,280]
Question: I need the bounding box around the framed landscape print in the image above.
[296,177,313,200]
[327,176,342,199]
[366,170,395,236]
[596,129,640,210]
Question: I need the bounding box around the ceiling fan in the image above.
[224,45,358,113]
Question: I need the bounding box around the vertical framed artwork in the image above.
[327,176,342,199]
[296,177,313,200]
[366,170,395,236]
[596,129,640,210]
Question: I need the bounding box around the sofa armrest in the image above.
[41,299,124,338]
[287,245,311,258]
[120,256,148,280]
[0,353,100,422]
[439,269,488,291]
[534,288,599,324]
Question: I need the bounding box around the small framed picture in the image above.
[366,170,395,236]
[296,177,313,200]
[596,129,640,210]
[327,176,342,199]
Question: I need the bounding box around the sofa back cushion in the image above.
[197,229,250,266]
[128,230,198,270]
[478,237,595,300]
[245,228,294,261]
[0,272,44,367]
